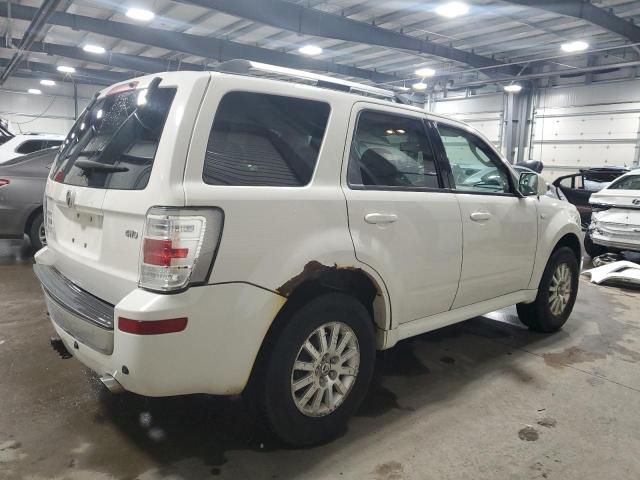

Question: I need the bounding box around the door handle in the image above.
[365,213,398,224]
[470,212,492,222]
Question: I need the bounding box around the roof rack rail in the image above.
[216,59,396,101]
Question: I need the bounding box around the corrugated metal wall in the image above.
[433,93,505,150]
[432,80,640,181]
[0,78,99,135]
[531,80,640,180]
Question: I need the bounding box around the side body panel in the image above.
[183,74,391,321]
[341,102,463,324]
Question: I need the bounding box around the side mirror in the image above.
[519,172,547,197]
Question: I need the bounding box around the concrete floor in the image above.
[1,238,640,480]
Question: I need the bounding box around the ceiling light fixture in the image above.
[28,89,42,95]
[83,44,106,54]
[412,82,428,91]
[415,67,436,77]
[561,40,589,53]
[40,79,55,86]
[57,65,76,73]
[504,84,523,93]
[126,7,155,22]
[298,45,323,56]
[436,2,470,18]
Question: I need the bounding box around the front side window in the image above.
[50,86,176,190]
[438,124,511,194]
[16,140,46,154]
[203,92,330,187]
[348,111,440,189]
[607,175,640,191]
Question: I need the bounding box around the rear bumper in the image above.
[35,249,286,397]
[590,233,640,252]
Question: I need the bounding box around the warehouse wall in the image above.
[432,92,505,150]
[531,79,640,180]
[0,77,101,136]
[431,78,640,181]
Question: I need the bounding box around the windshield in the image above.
[607,175,640,191]
[50,86,176,190]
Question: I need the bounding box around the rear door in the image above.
[342,103,463,324]
[434,122,538,309]
[44,74,210,304]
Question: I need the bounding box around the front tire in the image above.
[516,247,579,333]
[257,292,375,446]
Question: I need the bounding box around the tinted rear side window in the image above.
[16,140,46,154]
[203,92,330,187]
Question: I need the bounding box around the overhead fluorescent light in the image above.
[298,45,323,56]
[415,67,436,77]
[83,44,106,54]
[504,84,523,93]
[561,41,589,53]
[126,7,155,22]
[412,82,428,91]
[28,89,42,95]
[57,65,76,73]
[436,2,470,18]
[40,79,56,86]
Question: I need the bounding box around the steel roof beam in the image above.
[0,57,130,85]
[180,0,523,77]
[502,0,640,43]
[23,40,206,75]
[0,2,395,84]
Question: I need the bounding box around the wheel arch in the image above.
[244,262,390,395]
[24,205,43,236]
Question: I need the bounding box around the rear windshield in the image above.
[608,175,640,190]
[50,86,176,190]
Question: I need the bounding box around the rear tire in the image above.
[517,247,579,333]
[28,212,46,251]
[256,292,375,447]
[584,234,606,258]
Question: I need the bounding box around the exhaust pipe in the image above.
[99,375,125,394]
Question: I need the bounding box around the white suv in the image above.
[0,133,64,164]
[34,61,582,446]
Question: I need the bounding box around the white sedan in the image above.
[585,170,640,256]
[0,133,64,164]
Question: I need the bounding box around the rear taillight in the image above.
[0,179,9,187]
[139,207,224,292]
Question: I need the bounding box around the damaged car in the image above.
[585,170,640,257]
[547,166,629,228]
[33,62,583,447]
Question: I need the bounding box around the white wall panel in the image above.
[433,94,504,147]
[532,80,640,177]
[0,77,100,136]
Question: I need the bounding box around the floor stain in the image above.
[440,356,456,365]
[518,427,539,441]
[373,461,405,480]
[543,346,607,369]
[537,417,557,428]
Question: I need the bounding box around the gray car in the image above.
[0,148,57,250]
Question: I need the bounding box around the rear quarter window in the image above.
[202,92,330,187]
[16,140,47,154]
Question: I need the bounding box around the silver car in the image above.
[0,148,57,250]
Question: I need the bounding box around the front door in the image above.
[434,123,538,309]
[342,104,463,325]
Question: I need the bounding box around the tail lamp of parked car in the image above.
[139,207,224,292]
[0,179,10,187]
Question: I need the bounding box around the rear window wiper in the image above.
[74,159,129,173]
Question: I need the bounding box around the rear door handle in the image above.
[365,213,398,224]
[470,212,492,222]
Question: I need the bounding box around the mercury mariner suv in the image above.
[34,60,583,446]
